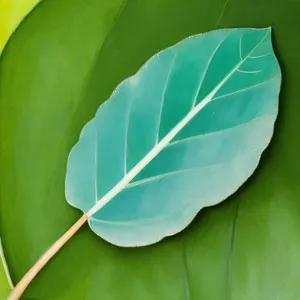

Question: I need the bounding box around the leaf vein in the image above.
[212,75,278,101]
[127,147,264,189]
[237,68,264,74]
[226,200,241,300]
[182,239,191,300]
[191,34,229,108]
[156,51,177,143]
[214,0,231,28]
[167,114,274,148]
[94,123,99,203]
[249,52,271,59]
[239,35,243,60]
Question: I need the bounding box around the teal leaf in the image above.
[66,27,281,246]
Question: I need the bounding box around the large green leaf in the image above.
[0,0,299,299]
[66,28,281,247]
[0,1,41,296]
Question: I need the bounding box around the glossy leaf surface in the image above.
[0,0,39,296]
[1,0,300,299]
[66,28,281,246]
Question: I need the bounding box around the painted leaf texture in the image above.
[66,28,281,246]
[1,0,300,299]
[0,0,40,52]
[0,0,39,296]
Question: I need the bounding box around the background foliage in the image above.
[0,0,39,297]
[0,0,39,52]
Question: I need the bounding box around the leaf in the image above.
[0,0,40,53]
[66,28,281,247]
[1,0,300,299]
[0,0,39,296]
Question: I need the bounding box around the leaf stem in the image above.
[8,214,88,300]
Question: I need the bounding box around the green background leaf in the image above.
[0,0,41,295]
[0,0,40,52]
[0,0,299,299]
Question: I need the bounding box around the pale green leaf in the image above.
[66,28,281,246]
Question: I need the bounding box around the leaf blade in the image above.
[66,27,281,246]
[0,0,40,53]
[0,0,40,294]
